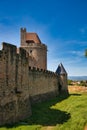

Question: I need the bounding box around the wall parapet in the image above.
[29,66,58,77]
[21,42,47,50]
[0,42,29,60]
[0,42,32,126]
[0,42,68,126]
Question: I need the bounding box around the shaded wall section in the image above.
[0,42,31,125]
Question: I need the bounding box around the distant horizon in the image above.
[69,75,87,77]
[68,75,87,81]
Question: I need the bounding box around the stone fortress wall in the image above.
[0,43,31,125]
[0,28,68,125]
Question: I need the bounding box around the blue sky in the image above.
[0,0,87,76]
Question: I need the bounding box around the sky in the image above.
[0,0,87,76]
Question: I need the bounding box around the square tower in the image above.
[20,28,47,70]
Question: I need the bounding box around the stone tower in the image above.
[20,28,47,70]
[56,63,68,93]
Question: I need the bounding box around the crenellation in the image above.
[37,67,40,71]
[20,28,47,70]
[32,66,36,71]
[29,66,31,70]
[28,65,58,77]
[0,28,68,126]
[2,42,17,53]
[0,42,32,126]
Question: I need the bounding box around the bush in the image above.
[68,79,73,85]
[79,80,87,87]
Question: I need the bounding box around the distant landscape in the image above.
[68,76,87,81]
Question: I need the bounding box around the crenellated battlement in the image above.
[20,28,47,70]
[0,28,68,126]
[21,42,47,50]
[29,66,58,77]
[1,42,28,58]
[0,43,52,78]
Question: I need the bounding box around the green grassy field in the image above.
[0,92,87,130]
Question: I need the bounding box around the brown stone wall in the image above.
[0,43,18,125]
[0,42,67,126]
[20,28,47,70]
[0,42,31,126]
[20,28,26,46]
[21,43,47,70]
[28,67,59,103]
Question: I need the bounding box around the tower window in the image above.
[26,40,34,43]
[30,50,32,53]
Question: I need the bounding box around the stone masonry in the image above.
[20,28,47,70]
[0,28,68,125]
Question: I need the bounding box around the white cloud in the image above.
[69,50,84,57]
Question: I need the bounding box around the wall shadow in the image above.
[27,108,71,126]
[69,93,82,96]
[1,93,78,128]
[2,109,70,128]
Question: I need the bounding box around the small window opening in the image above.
[30,50,32,53]
[26,40,34,43]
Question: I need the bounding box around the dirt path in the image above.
[46,126,54,130]
[41,126,54,130]
[84,125,87,130]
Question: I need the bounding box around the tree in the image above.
[85,49,87,57]
[68,79,73,85]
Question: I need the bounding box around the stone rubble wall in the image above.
[0,42,31,125]
[28,67,59,103]
[0,42,67,126]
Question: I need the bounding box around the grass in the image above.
[0,91,87,130]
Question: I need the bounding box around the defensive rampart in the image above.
[28,67,59,103]
[0,42,67,126]
[0,42,31,125]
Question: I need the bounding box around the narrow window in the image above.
[30,50,32,53]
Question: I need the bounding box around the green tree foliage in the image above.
[79,80,87,87]
[85,49,87,57]
[68,79,73,85]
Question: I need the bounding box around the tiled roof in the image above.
[26,33,41,44]
[56,63,67,75]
